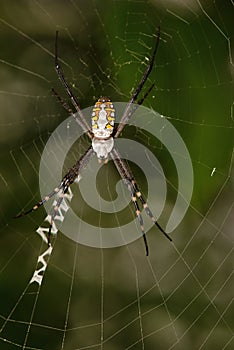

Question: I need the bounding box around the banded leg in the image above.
[126,179,149,255]
[117,147,172,242]
[131,179,172,242]
[55,31,92,137]
[51,88,92,138]
[110,148,149,254]
[114,26,160,138]
[113,82,155,137]
[15,146,94,244]
[15,185,63,218]
[111,147,171,255]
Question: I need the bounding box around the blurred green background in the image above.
[0,0,233,349]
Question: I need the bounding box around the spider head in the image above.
[92,137,114,161]
[98,96,111,103]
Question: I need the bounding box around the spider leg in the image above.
[121,157,172,242]
[113,83,155,137]
[137,83,155,106]
[130,26,160,104]
[130,179,172,242]
[51,88,93,138]
[110,147,149,255]
[110,147,172,255]
[126,179,149,255]
[54,31,92,137]
[15,146,94,243]
[15,185,63,218]
[115,26,160,138]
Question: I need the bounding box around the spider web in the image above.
[0,0,233,349]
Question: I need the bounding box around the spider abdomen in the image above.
[91,97,115,139]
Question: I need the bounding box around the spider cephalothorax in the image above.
[16,27,172,255]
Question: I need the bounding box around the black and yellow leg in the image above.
[128,182,149,256]
[15,185,62,218]
[131,180,172,242]
[110,146,172,255]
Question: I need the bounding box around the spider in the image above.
[15,27,172,256]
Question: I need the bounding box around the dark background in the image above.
[0,1,233,349]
